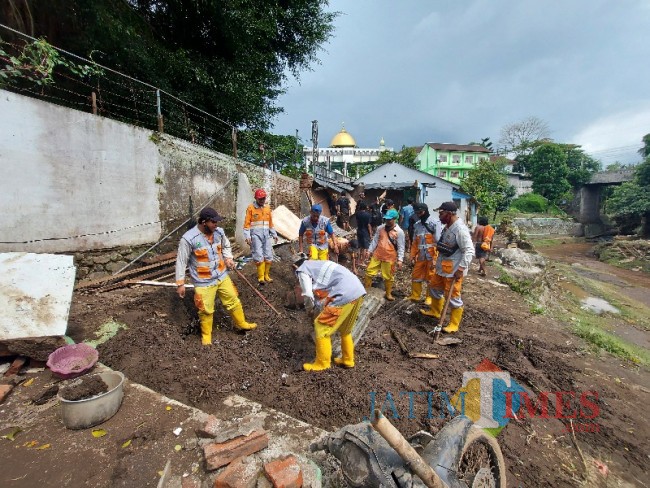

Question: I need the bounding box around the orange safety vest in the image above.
[373,227,399,263]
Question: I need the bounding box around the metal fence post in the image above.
[156,89,164,133]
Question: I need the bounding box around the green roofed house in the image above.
[416,143,491,184]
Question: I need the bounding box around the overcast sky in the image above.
[271,0,650,165]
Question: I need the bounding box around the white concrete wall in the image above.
[0,90,161,253]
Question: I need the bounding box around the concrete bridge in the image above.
[580,169,635,235]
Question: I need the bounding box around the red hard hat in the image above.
[255,189,267,199]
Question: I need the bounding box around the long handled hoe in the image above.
[428,277,462,346]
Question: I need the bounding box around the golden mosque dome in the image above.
[329,124,357,147]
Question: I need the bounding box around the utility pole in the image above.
[311,120,318,174]
[294,129,300,169]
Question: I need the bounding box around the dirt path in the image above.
[53,242,649,487]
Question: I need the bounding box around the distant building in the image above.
[416,143,491,184]
[303,124,392,178]
[354,162,478,226]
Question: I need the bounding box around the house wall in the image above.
[0,89,299,255]
[416,145,490,184]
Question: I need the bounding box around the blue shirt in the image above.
[400,204,414,226]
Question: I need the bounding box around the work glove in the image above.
[304,296,315,314]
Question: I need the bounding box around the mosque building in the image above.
[302,124,392,178]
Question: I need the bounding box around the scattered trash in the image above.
[165,405,172,411]
[173,427,183,436]
[594,460,609,476]
[22,378,35,387]
[122,439,132,448]
[174,444,182,451]
[91,429,107,438]
[36,443,51,450]
[1,426,22,441]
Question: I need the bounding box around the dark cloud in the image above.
[273,0,650,164]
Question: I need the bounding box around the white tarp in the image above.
[0,253,76,340]
[272,205,302,241]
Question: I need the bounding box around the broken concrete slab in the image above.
[0,253,76,340]
[272,205,302,242]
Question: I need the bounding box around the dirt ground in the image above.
[4,240,649,487]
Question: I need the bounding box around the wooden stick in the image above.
[233,268,283,316]
[371,411,444,488]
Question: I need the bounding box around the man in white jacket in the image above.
[293,254,366,372]
[427,202,475,333]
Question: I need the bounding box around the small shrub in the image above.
[510,193,548,213]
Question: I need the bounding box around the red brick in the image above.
[0,384,14,404]
[264,456,303,488]
[214,456,260,488]
[4,357,27,378]
[203,430,268,471]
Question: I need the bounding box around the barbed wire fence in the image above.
[0,23,280,163]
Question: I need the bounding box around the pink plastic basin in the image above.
[47,343,99,379]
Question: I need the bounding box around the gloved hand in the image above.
[304,296,315,313]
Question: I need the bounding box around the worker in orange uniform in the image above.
[243,189,278,286]
[425,202,474,333]
[298,204,338,260]
[293,253,366,372]
[364,208,405,301]
[407,203,442,305]
[176,207,257,345]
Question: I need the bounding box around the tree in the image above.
[563,144,601,187]
[237,131,303,179]
[373,145,419,170]
[499,116,551,157]
[607,156,650,236]
[638,133,650,158]
[460,159,516,220]
[2,0,337,137]
[468,137,493,151]
[526,143,571,204]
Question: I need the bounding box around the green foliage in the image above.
[510,193,549,213]
[497,270,533,295]
[639,133,650,158]
[460,159,516,219]
[0,37,102,86]
[606,156,650,235]
[526,143,572,204]
[373,145,419,170]
[573,323,647,365]
[4,0,337,133]
[237,130,303,179]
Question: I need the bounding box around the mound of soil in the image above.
[66,244,650,486]
[60,375,109,401]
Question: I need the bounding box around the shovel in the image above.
[427,277,462,346]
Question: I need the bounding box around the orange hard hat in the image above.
[255,189,267,199]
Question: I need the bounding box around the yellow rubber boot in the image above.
[334,334,355,368]
[256,262,265,285]
[420,296,444,319]
[303,337,332,371]
[230,304,257,331]
[424,294,432,306]
[199,314,213,345]
[384,281,395,301]
[363,275,373,290]
[264,261,273,282]
[443,307,463,333]
[407,282,422,301]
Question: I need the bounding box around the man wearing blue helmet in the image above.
[298,204,338,260]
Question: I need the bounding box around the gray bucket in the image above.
[58,371,125,430]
